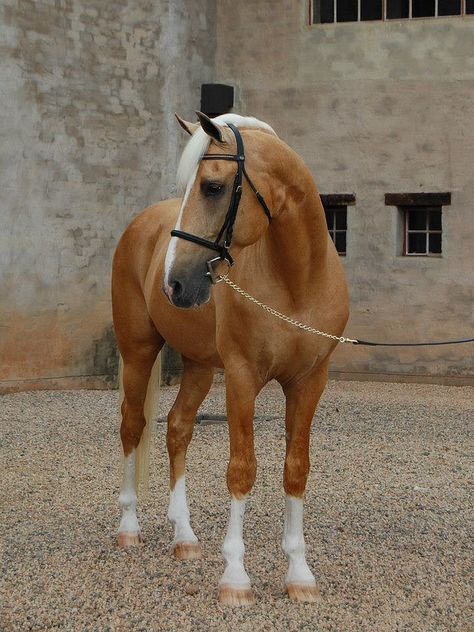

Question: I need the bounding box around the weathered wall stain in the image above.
[1,0,472,390]
[0,0,216,392]
[215,2,474,382]
[91,324,119,387]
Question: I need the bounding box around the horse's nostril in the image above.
[171,280,183,298]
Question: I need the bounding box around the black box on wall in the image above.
[200,84,234,117]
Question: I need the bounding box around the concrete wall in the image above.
[215,2,474,383]
[0,0,215,391]
[1,0,472,390]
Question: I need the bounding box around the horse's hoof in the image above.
[286,582,320,603]
[218,584,255,606]
[117,531,142,548]
[173,541,202,560]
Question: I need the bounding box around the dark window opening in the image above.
[361,0,383,20]
[412,0,435,16]
[312,0,335,23]
[324,206,347,255]
[312,0,467,22]
[403,206,442,256]
[387,0,409,18]
[438,0,461,15]
[337,0,358,21]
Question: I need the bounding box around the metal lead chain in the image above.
[218,275,358,344]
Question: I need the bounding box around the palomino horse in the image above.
[112,112,349,605]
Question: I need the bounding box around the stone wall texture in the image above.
[1,0,472,390]
[0,0,215,391]
[216,1,474,384]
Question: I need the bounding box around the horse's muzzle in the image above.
[163,274,211,309]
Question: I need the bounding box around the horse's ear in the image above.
[175,113,199,136]
[195,111,225,142]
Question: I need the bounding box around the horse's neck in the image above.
[263,169,329,307]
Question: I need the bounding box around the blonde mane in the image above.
[176,113,277,193]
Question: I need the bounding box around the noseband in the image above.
[170,123,272,283]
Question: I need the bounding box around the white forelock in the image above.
[176,113,277,193]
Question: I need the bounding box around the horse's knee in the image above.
[284,455,309,497]
[120,415,146,456]
[227,455,257,497]
[120,405,146,455]
[166,411,194,456]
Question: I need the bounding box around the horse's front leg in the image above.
[281,361,329,602]
[167,358,214,559]
[219,363,260,606]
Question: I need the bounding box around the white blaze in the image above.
[220,497,251,588]
[282,495,316,586]
[163,168,197,287]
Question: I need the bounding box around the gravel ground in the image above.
[1,380,472,632]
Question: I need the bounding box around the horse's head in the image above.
[163,112,276,309]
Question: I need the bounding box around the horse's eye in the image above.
[203,182,224,197]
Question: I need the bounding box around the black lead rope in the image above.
[353,337,474,347]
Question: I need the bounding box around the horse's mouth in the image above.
[162,276,211,309]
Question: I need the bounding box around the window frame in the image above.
[325,206,348,256]
[384,192,450,258]
[309,0,473,24]
[320,193,355,257]
[402,206,442,257]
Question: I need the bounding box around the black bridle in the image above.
[170,123,272,283]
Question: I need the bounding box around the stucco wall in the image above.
[0,0,216,391]
[215,2,474,383]
[1,0,472,390]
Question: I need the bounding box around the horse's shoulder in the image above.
[126,198,181,236]
[114,198,180,271]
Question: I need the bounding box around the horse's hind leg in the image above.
[281,360,329,603]
[117,339,163,547]
[167,357,214,559]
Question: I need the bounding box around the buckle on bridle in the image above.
[206,256,232,284]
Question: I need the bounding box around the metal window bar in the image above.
[310,0,467,25]
[404,209,442,256]
[325,208,347,255]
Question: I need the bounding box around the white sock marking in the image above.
[118,451,140,534]
[167,476,198,544]
[220,497,251,588]
[282,495,316,586]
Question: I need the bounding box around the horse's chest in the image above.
[219,307,326,378]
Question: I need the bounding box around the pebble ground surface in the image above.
[1,380,472,632]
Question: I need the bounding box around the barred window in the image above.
[325,207,347,255]
[403,206,442,256]
[384,192,450,257]
[311,0,472,23]
[320,193,355,256]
